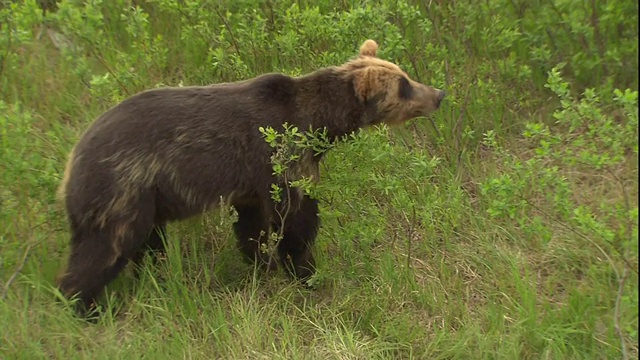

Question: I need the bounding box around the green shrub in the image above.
[0,0,636,358]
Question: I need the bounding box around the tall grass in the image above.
[1,0,637,358]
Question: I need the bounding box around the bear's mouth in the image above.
[411,108,432,119]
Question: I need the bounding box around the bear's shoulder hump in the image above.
[251,73,297,103]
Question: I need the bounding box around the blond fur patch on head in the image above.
[337,40,408,101]
[339,58,407,102]
[359,39,378,57]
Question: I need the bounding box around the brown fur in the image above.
[56,39,445,317]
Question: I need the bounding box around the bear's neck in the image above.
[293,68,371,141]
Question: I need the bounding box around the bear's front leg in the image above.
[273,193,320,282]
[233,203,274,271]
[130,223,168,278]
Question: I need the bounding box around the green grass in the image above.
[1,0,638,358]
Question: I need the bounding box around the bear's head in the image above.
[340,39,445,126]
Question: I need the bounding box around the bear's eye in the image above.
[398,77,413,99]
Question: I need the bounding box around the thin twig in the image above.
[407,204,417,270]
[424,2,452,87]
[451,81,476,165]
[271,175,292,269]
[1,238,46,300]
[425,114,443,141]
[89,47,131,97]
[215,8,241,58]
[605,165,635,258]
[614,267,630,360]
[0,3,14,98]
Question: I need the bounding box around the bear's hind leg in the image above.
[275,194,320,282]
[58,206,155,317]
[57,227,131,317]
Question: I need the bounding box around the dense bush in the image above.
[1,0,637,358]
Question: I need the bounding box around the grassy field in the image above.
[1,0,638,358]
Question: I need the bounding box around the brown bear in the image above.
[56,39,445,316]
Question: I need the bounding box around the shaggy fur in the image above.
[56,39,445,316]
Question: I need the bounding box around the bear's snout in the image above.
[436,90,446,106]
[414,83,445,113]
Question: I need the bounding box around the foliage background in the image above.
[0,0,637,358]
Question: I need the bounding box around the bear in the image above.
[56,39,445,316]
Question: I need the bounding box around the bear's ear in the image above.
[359,39,378,57]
